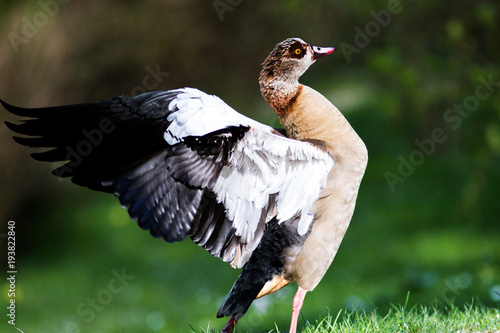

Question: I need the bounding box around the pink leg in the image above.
[221,316,238,333]
[289,287,307,333]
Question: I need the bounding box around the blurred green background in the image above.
[1,0,499,332]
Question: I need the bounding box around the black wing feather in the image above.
[3,93,255,262]
[2,91,178,191]
[103,126,250,249]
[108,150,203,242]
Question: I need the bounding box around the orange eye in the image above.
[294,48,301,55]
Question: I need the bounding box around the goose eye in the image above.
[288,41,305,58]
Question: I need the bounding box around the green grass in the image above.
[302,306,500,333]
[300,303,500,333]
[196,301,500,333]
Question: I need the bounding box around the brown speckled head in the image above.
[259,38,335,114]
[259,38,312,84]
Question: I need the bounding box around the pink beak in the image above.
[311,45,335,60]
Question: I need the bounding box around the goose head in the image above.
[259,38,335,113]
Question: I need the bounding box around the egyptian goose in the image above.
[3,37,368,333]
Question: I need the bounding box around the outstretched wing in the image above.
[3,88,334,267]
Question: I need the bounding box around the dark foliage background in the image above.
[0,0,498,332]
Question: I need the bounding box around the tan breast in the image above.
[279,85,368,290]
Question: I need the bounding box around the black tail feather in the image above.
[217,265,270,319]
[217,216,308,319]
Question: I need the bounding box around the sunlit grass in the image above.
[299,303,500,333]
[192,301,500,333]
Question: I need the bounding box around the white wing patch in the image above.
[163,87,334,243]
[215,129,334,238]
[164,88,264,145]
